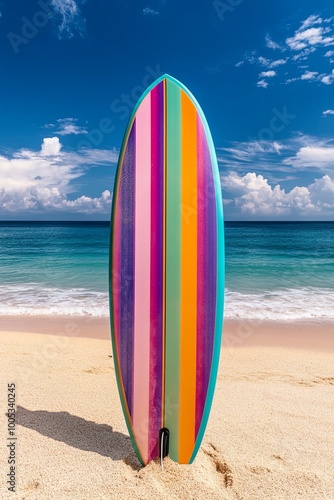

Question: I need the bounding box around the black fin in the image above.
[159,427,170,459]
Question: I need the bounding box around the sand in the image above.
[0,317,333,499]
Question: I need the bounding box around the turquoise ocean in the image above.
[0,221,333,321]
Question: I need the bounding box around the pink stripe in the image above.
[133,93,151,464]
[113,193,121,347]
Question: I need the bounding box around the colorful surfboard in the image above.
[109,74,224,466]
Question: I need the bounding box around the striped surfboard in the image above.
[109,74,224,466]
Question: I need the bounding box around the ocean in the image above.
[0,221,333,321]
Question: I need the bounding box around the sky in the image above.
[0,0,334,221]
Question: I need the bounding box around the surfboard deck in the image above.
[109,74,224,465]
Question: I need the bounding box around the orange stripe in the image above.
[179,90,198,462]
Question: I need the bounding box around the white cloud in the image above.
[41,137,62,156]
[268,58,287,68]
[272,141,285,154]
[218,141,280,161]
[235,61,244,67]
[218,136,334,178]
[300,70,319,80]
[290,68,334,85]
[240,14,334,88]
[72,148,119,166]
[286,27,327,50]
[143,7,160,16]
[57,190,112,213]
[46,118,88,135]
[286,16,334,51]
[258,56,287,68]
[321,75,331,84]
[223,140,289,158]
[260,70,276,77]
[256,70,277,87]
[223,172,313,215]
[285,77,299,84]
[323,109,334,116]
[58,124,87,135]
[257,79,269,88]
[299,15,323,31]
[283,144,334,169]
[0,138,117,215]
[265,35,284,51]
[258,56,270,66]
[291,47,316,61]
[217,140,288,172]
[309,175,334,205]
[222,172,334,216]
[320,70,334,85]
[51,0,86,38]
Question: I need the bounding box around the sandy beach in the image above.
[0,317,333,499]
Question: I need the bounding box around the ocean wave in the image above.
[0,284,333,321]
[225,288,334,321]
[0,284,109,317]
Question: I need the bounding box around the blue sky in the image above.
[1,0,334,220]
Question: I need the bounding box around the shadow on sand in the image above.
[17,406,141,469]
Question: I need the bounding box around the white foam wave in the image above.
[0,284,333,321]
[0,284,109,317]
[225,288,334,321]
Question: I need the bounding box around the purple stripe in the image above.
[196,116,206,435]
[119,121,136,418]
[113,189,121,348]
[148,82,164,461]
[195,117,217,437]
[205,129,217,382]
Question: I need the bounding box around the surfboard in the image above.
[109,74,224,466]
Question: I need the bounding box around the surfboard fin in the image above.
[159,427,170,469]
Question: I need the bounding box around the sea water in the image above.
[0,221,333,321]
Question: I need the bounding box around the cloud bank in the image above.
[219,135,334,219]
[0,137,117,217]
[223,172,334,218]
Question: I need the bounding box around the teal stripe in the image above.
[164,79,182,461]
